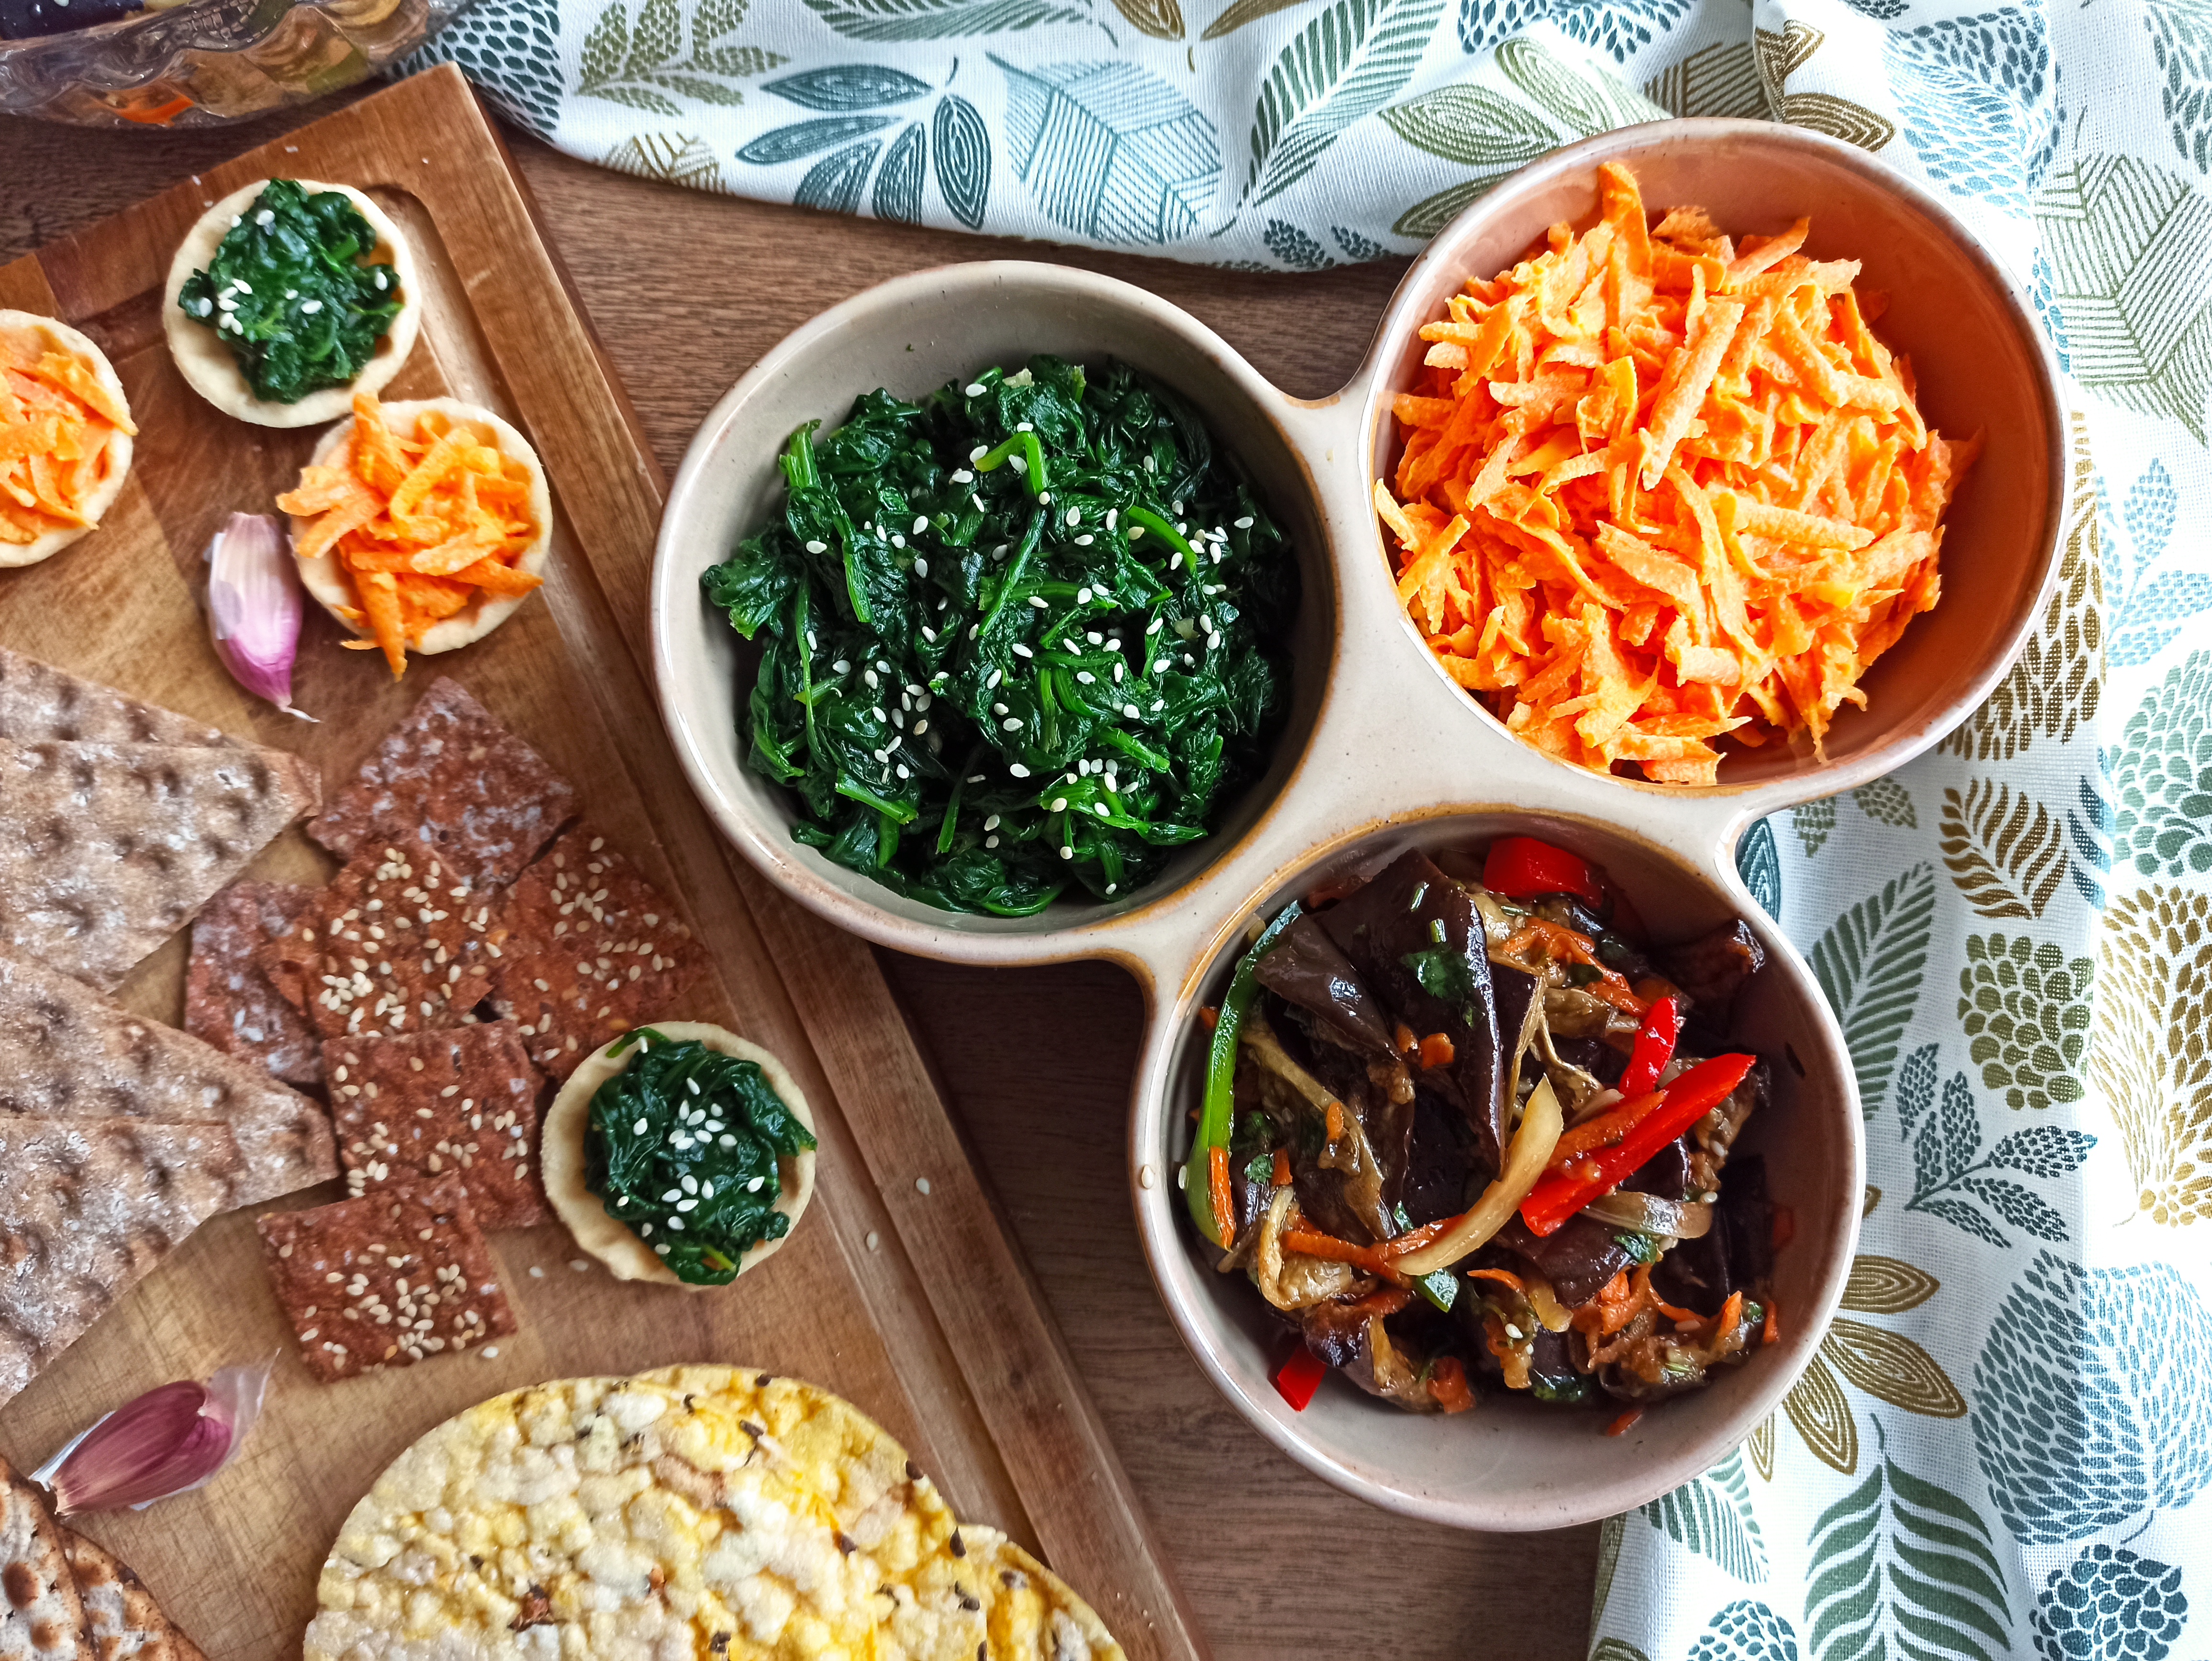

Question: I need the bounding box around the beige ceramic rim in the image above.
[652,118,2067,1529]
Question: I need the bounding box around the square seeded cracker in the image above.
[184,881,322,1085]
[489,823,707,1079]
[257,1174,516,1383]
[256,846,498,1042]
[325,1023,545,1229]
[310,678,577,886]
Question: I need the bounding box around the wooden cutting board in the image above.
[0,64,1197,1661]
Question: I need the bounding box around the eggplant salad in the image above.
[1183,836,1780,1423]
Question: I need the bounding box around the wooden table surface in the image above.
[0,88,1599,1661]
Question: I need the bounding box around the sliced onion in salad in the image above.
[1581,1190,1714,1240]
[1393,1078,1563,1278]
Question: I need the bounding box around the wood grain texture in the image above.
[1,76,1601,1661]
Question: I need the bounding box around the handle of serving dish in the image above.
[1083,375,1764,1009]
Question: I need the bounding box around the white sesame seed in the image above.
[300,299,322,314]
[916,1177,933,1194]
[806,539,828,554]
[1049,797,1068,811]
[1009,764,1030,777]
[965,382,986,396]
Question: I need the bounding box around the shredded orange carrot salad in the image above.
[0,333,134,547]
[277,392,543,679]
[1378,162,1977,783]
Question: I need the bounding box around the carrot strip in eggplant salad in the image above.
[1187,840,1777,1418]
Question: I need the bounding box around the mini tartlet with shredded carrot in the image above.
[0,310,137,567]
[278,392,550,678]
[1377,162,1977,785]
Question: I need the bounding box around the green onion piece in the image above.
[1124,506,1203,582]
[1183,901,1303,1246]
[974,431,1048,495]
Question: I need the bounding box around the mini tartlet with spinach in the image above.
[542,1022,819,1288]
[163,177,422,430]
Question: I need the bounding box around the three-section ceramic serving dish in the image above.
[652,119,2067,1530]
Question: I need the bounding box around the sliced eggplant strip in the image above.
[1394,1077,1565,1277]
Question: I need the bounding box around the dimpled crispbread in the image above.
[303,1371,1120,1661]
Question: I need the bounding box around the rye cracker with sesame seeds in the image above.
[1,1456,85,1661]
[325,1022,544,1228]
[0,942,337,1207]
[0,738,320,991]
[0,647,235,749]
[58,1527,208,1661]
[0,1117,244,1413]
[304,1365,1127,1661]
[309,677,576,885]
[256,843,498,1042]
[257,1173,515,1384]
[489,823,707,1079]
[183,880,322,1085]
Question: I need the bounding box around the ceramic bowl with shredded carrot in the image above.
[1376,161,1976,786]
[279,393,551,677]
[0,310,136,568]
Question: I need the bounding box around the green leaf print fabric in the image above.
[405,0,2212,1648]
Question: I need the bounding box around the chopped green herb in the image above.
[177,180,402,405]
[1614,1230,1663,1265]
[584,1033,818,1286]
[1565,962,1606,988]
[701,355,1296,916]
[1399,944,1477,1016]
[1416,1268,1459,1311]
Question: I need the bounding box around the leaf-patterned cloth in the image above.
[400,0,2212,1650]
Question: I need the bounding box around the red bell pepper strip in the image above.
[1273,1344,1328,1411]
[1482,836,1607,910]
[1617,996,1682,1096]
[1518,1052,1756,1236]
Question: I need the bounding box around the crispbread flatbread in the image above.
[309,677,575,885]
[305,1369,1106,1661]
[57,1528,206,1661]
[0,311,133,570]
[257,1174,515,1382]
[0,648,235,748]
[0,739,319,989]
[162,179,421,430]
[0,943,337,1207]
[0,1458,83,1661]
[0,1117,242,1413]
[325,1022,544,1227]
[290,399,552,659]
[183,880,321,1085]
[490,824,707,1079]
[254,844,498,1041]
[542,1023,814,1287]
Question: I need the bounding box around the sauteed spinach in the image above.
[702,356,1296,915]
[177,180,403,404]
[586,1030,817,1286]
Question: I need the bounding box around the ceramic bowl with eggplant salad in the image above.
[1185,833,1775,1426]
